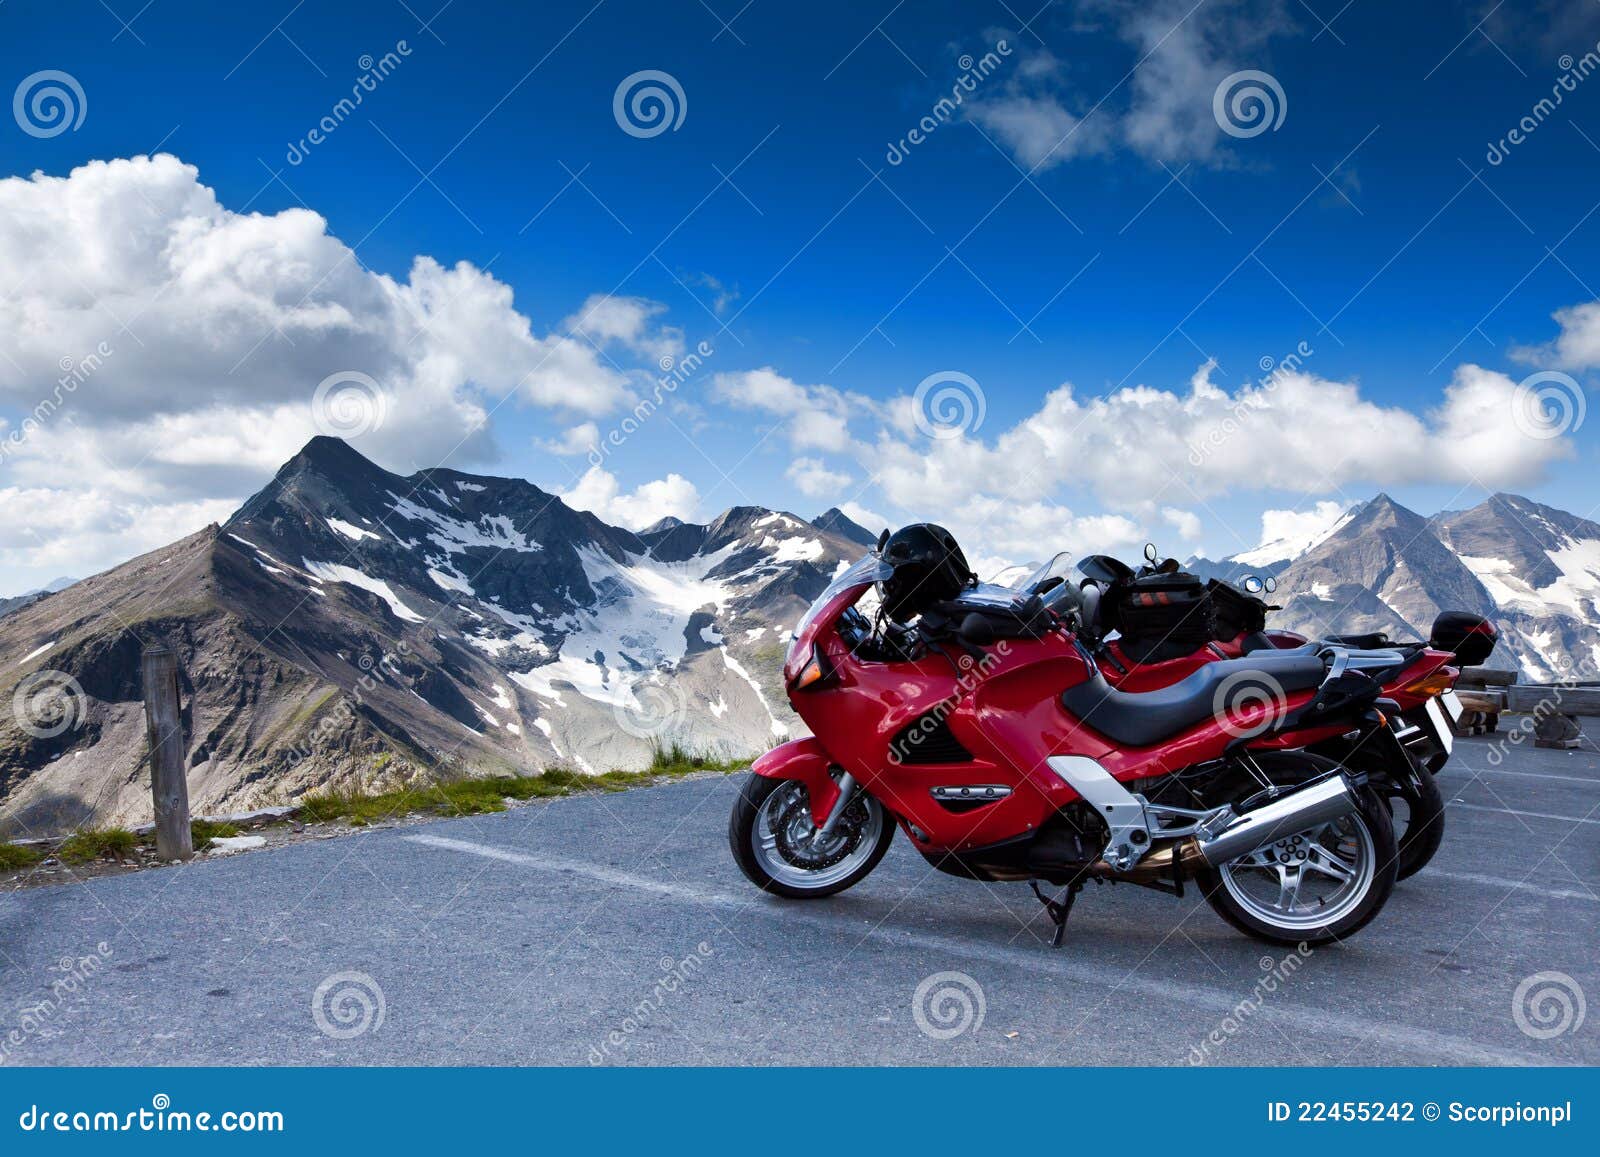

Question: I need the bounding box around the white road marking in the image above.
[1441,766,1600,786]
[1419,870,1598,903]
[1446,801,1600,825]
[405,833,1535,1065]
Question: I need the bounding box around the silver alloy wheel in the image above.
[1217,815,1376,931]
[751,780,885,891]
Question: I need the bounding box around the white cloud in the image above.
[968,94,1104,171]
[786,456,852,497]
[0,154,678,587]
[537,422,600,456]
[968,1,1287,170]
[558,466,700,531]
[838,502,891,540]
[1231,500,1348,564]
[563,294,684,365]
[1160,506,1203,542]
[1514,299,1600,370]
[709,368,856,452]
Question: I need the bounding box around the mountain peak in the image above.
[284,435,385,479]
[812,507,878,548]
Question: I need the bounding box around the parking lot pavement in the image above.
[1,735,1595,1066]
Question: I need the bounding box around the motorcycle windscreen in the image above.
[789,554,892,656]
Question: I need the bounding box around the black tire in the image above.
[1196,752,1398,946]
[1323,737,1445,881]
[1390,762,1445,881]
[728,773,896,899]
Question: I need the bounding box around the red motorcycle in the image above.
[1074,549,1488,880]
[729,530,1401,947]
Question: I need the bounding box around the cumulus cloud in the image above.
[0,154,677,586]
[709,368,858,452]
[786,456,852,498]
[1161,506,1203,543]
[537,422,601,456]
[1514,299,1600,370]
[558,466,701,531]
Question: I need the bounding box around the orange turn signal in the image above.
[792,647,828,690]
[1402,670,1456,698]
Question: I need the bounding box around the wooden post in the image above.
[141,644,193,861]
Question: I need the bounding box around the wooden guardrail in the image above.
[1452,666,1595,749]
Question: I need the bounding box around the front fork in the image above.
[815,772,859,837]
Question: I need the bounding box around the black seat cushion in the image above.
[1061,654,1326,748]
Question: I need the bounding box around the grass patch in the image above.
[58,827,138,865]
[0,843,43,870]
[190,819,241,850]
[297,752,747,825]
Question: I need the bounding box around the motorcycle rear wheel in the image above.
[1196,752,1398,946]
[729,773,896,899]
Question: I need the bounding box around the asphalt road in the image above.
[2,734,1596,1066]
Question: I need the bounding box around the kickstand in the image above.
[1030,880,1085,948]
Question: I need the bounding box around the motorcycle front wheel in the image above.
[1196,752,1398,946]
[728,774,896,899]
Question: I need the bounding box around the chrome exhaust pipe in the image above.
[1194,774,1357,867]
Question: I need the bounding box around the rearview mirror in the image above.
[1264,576,1278,594]
[1242,575,1264,594]
[1143,542,1159,563]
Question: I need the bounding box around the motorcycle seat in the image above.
[1061,653,1326,748]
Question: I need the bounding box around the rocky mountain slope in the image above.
[1258,493,1600,679]
[0,438,870,835]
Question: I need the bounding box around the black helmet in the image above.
[879,523,974,622]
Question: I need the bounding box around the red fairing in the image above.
[751,737,840,826]
[771,579,1339,858]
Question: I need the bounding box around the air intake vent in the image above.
[890,713,974,765]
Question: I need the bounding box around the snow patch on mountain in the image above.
[302,560,426,622]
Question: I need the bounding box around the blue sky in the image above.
[2,0,1599,588]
